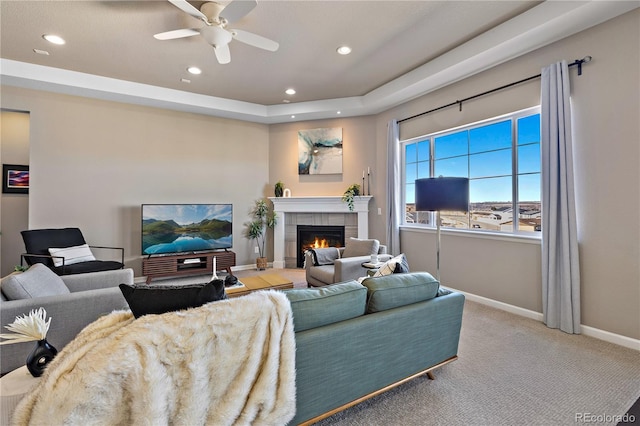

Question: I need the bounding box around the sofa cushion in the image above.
[1,264,70,300]
[52,260,124,276]
[48,244,96,267]
[341,237,380,258]
[119,279,227,319]
[283,281,367,332]
[362,272,439,313]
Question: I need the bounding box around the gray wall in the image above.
[269,10,639,340]
[0,110,30,276]
[0,88,270,274]
[0,10,637,340]
[374,10,639,340]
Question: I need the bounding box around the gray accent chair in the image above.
[305,238,390,287]
[1,265,133,375]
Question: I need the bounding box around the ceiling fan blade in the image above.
[153,28,200,40]
[220,0,257,24]
[214,44,231,64]
[231,29,279,52]
[168,0,209,24]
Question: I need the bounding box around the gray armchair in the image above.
[0,265,133,375]
[305,238,390,287]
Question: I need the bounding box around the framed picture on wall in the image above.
[2,164,29,194]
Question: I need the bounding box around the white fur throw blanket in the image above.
[13,290,296,426]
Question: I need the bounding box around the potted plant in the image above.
[274,181,284,197]
[245,199,277,270]
[342,183,361,211]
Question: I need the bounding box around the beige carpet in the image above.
[317,301,640,426]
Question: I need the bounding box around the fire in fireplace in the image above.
[297,225,345,267]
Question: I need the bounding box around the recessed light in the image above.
[285,88,296,95]
[291,115,296,119]
[33,49,50,56]
[337,46,352,55]
[181,78,191,84]
[187,67,202,75]
[42,34,65,45]
[337,111,341,115]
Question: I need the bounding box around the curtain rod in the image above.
[398,56,592,124]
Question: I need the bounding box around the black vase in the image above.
[26,339,58,377]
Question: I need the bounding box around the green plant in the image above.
[342,183,361,211]
[14,265,28,272]
[245,199,277,258]
[274,181,284,197]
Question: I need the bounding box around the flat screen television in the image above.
[142,204,232,256]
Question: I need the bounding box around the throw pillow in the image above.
[48,244,96,267]
[393,253,410,273]
[119,279,227,319]
[373,254,410,277]
[341,237,380,258]
[1,264,70,300]
[372,257,400,277]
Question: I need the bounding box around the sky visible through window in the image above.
[404,110,541,233]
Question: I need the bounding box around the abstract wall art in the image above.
[298,127,343,175]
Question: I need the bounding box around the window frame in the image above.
[400,106,541,237]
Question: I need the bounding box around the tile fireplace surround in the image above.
[269,196,373,269]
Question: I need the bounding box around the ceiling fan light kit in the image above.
[155,0,279,65]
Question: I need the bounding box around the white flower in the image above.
[0,307,51,344]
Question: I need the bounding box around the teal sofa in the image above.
[283,272,465,425]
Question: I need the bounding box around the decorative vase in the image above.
[256,257,268,270]
[26,339,57,377]
[275,183,284,197]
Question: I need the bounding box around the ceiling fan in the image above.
[154,0,279,65]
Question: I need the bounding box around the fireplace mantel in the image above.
[268,196,372,269]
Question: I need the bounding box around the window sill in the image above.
[400,224,541,245]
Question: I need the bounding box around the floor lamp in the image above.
[415,177,469,282]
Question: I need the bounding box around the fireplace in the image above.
[297,225,345,268]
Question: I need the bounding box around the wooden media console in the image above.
[142,250,235,284]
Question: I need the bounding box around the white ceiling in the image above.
[1,1,637,123]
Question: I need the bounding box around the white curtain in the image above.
[541,60,581,334]
[386,120,401,255]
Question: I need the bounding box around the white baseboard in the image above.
[445,286,640,351]
[580,325,640,351]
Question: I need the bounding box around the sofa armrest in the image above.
[304,251,314,271]
[62,268,134,293]
[0,287,128,375]
[334,256,372,282]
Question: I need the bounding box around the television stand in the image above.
[142,251,236,284]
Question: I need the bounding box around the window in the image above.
[402,107,541,234]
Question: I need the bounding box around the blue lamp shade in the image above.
[415,177,470,212]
